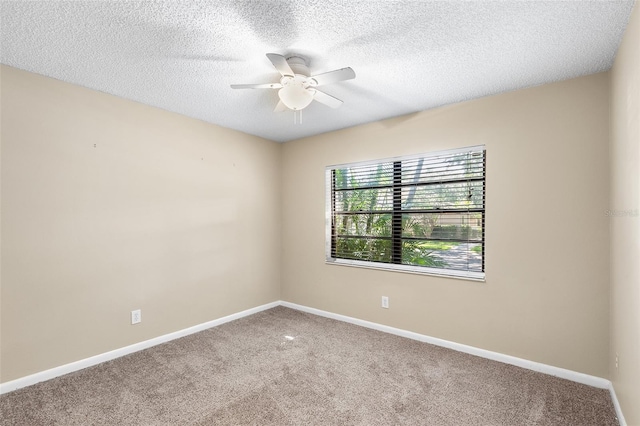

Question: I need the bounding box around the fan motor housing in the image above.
[286,56,310,77]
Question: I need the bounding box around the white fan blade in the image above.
[266,53,294,77]
[311,67,355,86]
[274,100,288,112]
[231,83,282,89]
[313,90,343,108]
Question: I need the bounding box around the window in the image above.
[325,146,485,280]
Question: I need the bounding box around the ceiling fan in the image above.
[231,53,355,112]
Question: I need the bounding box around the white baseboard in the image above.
[280,301,611,389]
[0,299,626,425]
[0,301,280,395]
[282,301,628,422]
[608,382,627,426]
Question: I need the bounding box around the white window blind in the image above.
[326,146,486,280]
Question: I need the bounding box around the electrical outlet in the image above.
[131,309,142,325]
[381,296,389,309]
[615,353,619,370]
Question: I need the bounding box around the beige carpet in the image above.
[0,306,618,425]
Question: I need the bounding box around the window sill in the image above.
[325,258,485,282]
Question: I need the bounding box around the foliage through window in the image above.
[326,146,485,280]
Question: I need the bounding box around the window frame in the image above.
[325,145,486,281]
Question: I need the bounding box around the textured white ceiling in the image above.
[0,1,635,142]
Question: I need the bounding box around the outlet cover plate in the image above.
[131,309,141,325]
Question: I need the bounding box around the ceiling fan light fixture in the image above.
[278,84,314,110]
[231,53,355,112]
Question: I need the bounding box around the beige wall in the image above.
[0,58,621,393]
[610,3,640,425]
[282,73,611,377]
[0,66,282,382]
